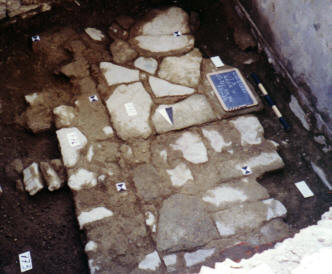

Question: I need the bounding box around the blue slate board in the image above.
[207,68,257,111]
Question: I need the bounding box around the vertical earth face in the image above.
[0,1,331,274]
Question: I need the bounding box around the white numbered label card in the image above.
[67,132,81,147]
[124,102,138,116]
[19,251,33,272]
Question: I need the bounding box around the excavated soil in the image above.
[0,0,331,273]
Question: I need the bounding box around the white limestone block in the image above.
[152,94,216,133]
[134,57,158,74]
[202,128,232,152]
[138,251,161,271]
[84,28,105,41]
[167,163,193,187]
[149,76,195,97]
[68,168,97,191]
[106,82,153,140]
[100,62,139,86]
[134,7,190,36]
[171,132,208,164]
[230,116,264,146]
[40,161,63,191]
[23,162,43,195]
[158,48,202,87]
[56,127,87,168]
[78,207,113,229]
[184,249,215,267]
[131,35,194,56]
[85,241,98,252]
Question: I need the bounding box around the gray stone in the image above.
[213,199,287,237]
[149,76,195,97]
[23,162,44,195]
[40,161,64,191]
[100,62,139,86]
[110,40,138,64]
[157,194,219,252]
[152,94,217,133]
[56,127,88,168]
[158,48,202,87]
[74,94,113,141]
[131,7,190,36]
[134,57,158,74]
[130,35,194,57]
[105,82,153,140]
[202,178,269,211]
[132,164,171,201]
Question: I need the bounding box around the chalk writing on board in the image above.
[207,68,258,111]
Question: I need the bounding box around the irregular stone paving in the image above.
[200,207,332,274]
[28,6,292,273]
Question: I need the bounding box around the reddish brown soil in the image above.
[0,0,331,273]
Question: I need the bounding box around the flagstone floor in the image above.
[25,7,292,273]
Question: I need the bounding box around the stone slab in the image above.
[106,82,153,140]
[22,162,43,196]
[56,127,88,168]
[134,57,158,74]
[100,62,139,86]
[213,199,287,237]
[149,76,195,97]
[170,132,208,164]
[131,7,190,36]
[152,94,217,133]
[202,178,269,212]
[158,48,202,87]
[84,28,105,41]
[130,35,195,57]
[157,194,219,252]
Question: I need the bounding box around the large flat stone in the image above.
[230,115,264,146]
[134,57,158,74]
[158,48,202,87]
[156,194,219,252]
[213,199,287,237]
[152,94,217,133]
[132,164,171,201]
[131,7,190,36]
[100,62,139,86]
[106,82,153,140]
[130,35,194,57]
[56,127,88,168]
[23,162,44,196]
[149,76,195,97]
[202,178,269,212]
[170,132,208,164]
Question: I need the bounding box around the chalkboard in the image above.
[207,68,258,111]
